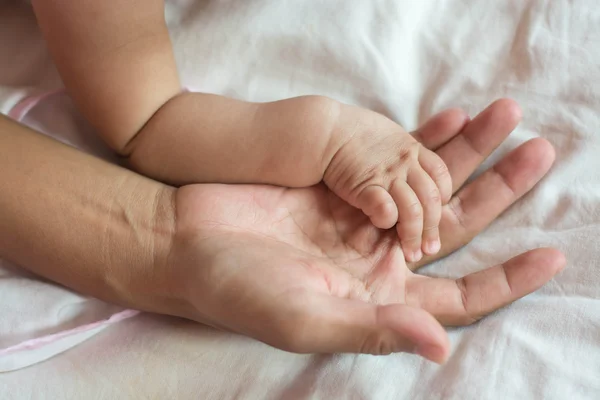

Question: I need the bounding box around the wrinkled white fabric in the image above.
[1,0,599,398]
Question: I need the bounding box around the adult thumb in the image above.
[285,294,450,363]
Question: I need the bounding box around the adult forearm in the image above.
[0,115,182,315]
[127,92,340,187]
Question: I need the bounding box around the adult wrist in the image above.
[122,184,198,319]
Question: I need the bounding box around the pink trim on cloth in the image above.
[7,87,194,122]
[0,310,140,357]
[7,89,65,122]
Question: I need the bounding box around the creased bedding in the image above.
[1,0,599,398]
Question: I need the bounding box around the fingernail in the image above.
[413,344,447,364]
[424,240,441,255]
[412,249,423,262]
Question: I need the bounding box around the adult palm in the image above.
[170,100,564,363]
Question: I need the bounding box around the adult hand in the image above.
[168,99,565,363]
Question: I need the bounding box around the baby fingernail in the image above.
[412,249,423,262]
[425,240,441,255]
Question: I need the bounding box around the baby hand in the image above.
[324,106,452,262]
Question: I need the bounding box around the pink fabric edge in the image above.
[7,88,66,122]
[7,87,194,123]
[0,310,140,356]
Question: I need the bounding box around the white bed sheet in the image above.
[1,0,600,398]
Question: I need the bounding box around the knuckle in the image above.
[349,168,381,198]
[360,331,393,355]
[408,140,423,154]
[448,196,468,229]
[456,278,479,326]
[401,237,421,247]
[425,188,442,206]
[385,163,399,175]
[405,202,423,219]
[431,160,451,181]
[423,224,439,233]
[399,228,422,244]
[399,142,422,163]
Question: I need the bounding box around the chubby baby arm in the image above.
[33,0,339,187]
[126,93,340,186]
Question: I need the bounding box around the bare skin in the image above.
[0,100,565,363]
[169,101,562,362]
[32,0,454,261]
